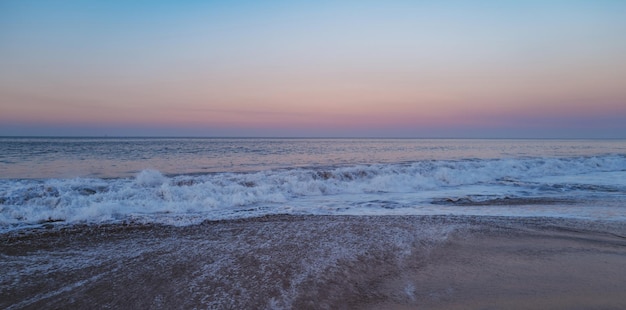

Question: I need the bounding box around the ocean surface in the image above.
[1,138,625,232]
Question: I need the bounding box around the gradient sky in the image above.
[1,0,626,137]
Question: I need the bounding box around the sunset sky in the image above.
[1,1,626,138]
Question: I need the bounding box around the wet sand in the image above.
[2,215,625,309]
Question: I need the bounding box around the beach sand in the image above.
[2,215,625,309]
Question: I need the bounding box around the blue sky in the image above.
[2,0,626,137]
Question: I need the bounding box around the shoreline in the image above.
[2,215,626,309]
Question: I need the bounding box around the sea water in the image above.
[1,138,625,231]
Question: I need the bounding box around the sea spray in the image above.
[1,155,626,231]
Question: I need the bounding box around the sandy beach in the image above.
[2,215,625,309]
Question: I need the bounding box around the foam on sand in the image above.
[1,215,625,309]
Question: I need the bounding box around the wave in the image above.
[1,155,625,231]
[431,196,573,206]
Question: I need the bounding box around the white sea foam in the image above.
[135,169,167,187]
[1,155,625,231]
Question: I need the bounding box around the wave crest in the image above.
[1,155,625,230]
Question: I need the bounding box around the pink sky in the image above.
[1,1,626,137]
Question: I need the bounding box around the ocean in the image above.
[3,137,626,309]
[1,137,626,232]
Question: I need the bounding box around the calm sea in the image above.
[1,138,625,231]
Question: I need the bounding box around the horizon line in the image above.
[1,135,624,140]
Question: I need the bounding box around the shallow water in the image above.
[2,215,625,309]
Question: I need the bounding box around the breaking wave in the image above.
[1,155,626,231]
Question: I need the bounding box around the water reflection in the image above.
[1,138,624,179]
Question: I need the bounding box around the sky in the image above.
[1,0,626,138]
